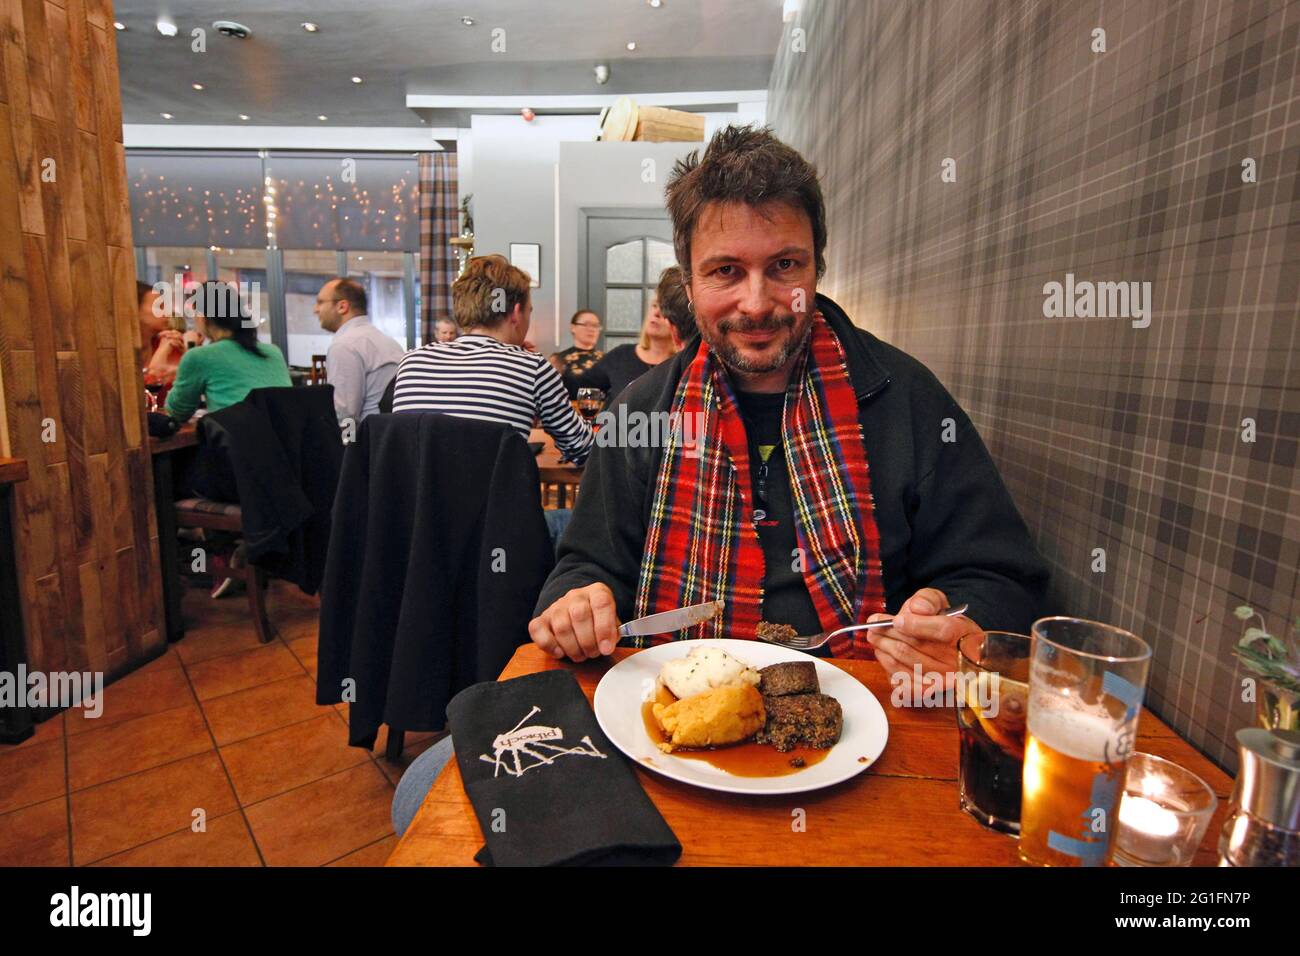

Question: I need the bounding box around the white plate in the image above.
[593,639,889,796]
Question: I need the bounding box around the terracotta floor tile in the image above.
[202,674,326,746]
[326,834,398,867]
[67,665,195,737]
[286,635,317,667]
[70,751,238,865]
[221,712,367,805]
[186,643,302,701]
[68,705,213,791]
[0,797,68,866]
[174,623,270,667]
[90,811,262,867]
[0,737,66,815]
[244,762,394,866]
[136,647,183,673]
[3,710,63,751]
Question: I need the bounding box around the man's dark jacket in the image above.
[535,293,1051,634]
[318,413,555,748]
[198,385,342,594]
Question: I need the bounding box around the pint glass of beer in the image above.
[956,631,1030,834]
[1019,617,1152,866]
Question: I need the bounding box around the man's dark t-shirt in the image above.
[733,389,823,640]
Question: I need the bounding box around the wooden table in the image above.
[149,424,199,642]
[530,427,584,508]
[0,458,32,744]
[388,644,1236,866]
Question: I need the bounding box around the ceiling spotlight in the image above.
[317,114,328,121]
[160,112,174,119]
[626,41,637,51]
[156,17,178,37]
[213,20,251,39]
[114,21,126,30]
[461,16,475,26]
[192,83,204,91]
[351,76,363,84]
[648,0,663,7]
[301,22,319,33]
[238,114,250,121]
[594,64,610,85]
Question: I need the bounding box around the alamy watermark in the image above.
[890,664,998,714]
[592,406,709,458]
[0,666,104,718]
[1042,273,1152,328]
[151,275,264,329]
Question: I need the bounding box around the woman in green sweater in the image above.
[166,282,292,598]
[165,282,291,423]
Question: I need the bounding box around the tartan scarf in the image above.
[633,312,886,658]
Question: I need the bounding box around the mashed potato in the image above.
[657,644,760,700]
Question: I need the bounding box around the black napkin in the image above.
[446,670,682,867]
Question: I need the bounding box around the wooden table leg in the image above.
[0,485,34,744]
[152,452,185,643]
[556,482,567,509]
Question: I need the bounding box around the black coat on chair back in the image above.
[316,413,555,749]
[198,385,343,594]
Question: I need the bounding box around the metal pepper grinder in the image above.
[1218,728,1300,866]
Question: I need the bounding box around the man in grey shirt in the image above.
[315,277,406,428]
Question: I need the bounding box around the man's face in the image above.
[688,200,817,386]
[435,321,457,342]
[314,280,344,332]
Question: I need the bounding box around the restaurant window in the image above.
[345,251,409,347]
[282,250,338,368]
[212,247,273,344]
[603,237,675,350]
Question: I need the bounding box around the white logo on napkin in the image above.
[479,706,607,778]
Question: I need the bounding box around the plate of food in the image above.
[592,639,889,795]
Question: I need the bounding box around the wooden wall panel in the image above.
[0,0,164,680]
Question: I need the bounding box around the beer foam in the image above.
[1027,704,1118,763]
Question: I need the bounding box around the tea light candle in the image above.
[1118,794,1180,863]
[1113,754,1218,866]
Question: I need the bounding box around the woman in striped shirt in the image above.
[392,256,594,464]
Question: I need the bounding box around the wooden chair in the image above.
[172,498,277,644]
[310,354,328,385]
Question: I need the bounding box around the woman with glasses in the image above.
[549,310,605,399]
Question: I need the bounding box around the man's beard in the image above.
[702,312,811,375]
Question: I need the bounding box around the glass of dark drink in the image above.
[956,630,1030,835]
[575,388,605,424]
[142,369,165,412]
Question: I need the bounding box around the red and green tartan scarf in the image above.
[632,312,886,658]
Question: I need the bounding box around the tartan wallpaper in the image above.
[767,0,1299,772]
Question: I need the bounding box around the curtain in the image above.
[419,152,459,343]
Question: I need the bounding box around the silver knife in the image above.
[618,600,724,638]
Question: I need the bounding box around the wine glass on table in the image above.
[576,388,605,427]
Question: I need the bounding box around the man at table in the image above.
[315,277,405,428]
[528,125,1050,692]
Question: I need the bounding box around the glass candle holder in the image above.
[1114,752,1218,866]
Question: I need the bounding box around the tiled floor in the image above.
[0,581,443,867]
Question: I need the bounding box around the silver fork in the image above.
[756,603,971,651]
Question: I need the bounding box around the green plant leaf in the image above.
[1234,605,1255,621]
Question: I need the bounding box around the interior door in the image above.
[582,210,676,352]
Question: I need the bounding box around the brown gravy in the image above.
[640,701,831,777]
